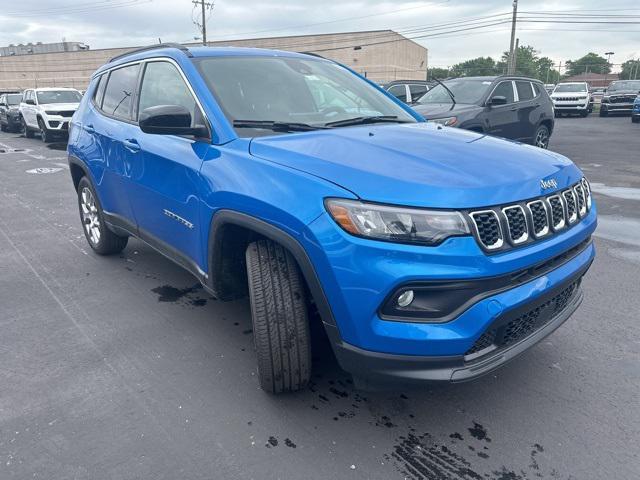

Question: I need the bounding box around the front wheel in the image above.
[77,177,128,255]
[21,117,34,138]
[599,108,608,117]
[245,240,311,393]
[632,116,640,123]
[38,118,54,143]
[533,125,550,149]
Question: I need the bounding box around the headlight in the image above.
[325,199,470,245]
[430,116,458,127]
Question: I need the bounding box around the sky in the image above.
[0,0,638,71]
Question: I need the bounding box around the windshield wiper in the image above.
[433,77,456,105]
[233,120,328,132]
[324,115,411,127]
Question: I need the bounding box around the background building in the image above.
[0,30,427,92]
[562,72,620,88]
[0,41,89,57]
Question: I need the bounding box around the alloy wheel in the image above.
[80,187,101,245]
[535,129,549,149]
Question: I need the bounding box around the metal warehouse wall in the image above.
[0,30,427,91]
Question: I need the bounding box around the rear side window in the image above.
[532,83,541,97]
[102,64,140,120]
[138,61,201,126]
[516,81,534,101]
[93,75,107,108]
[491,81,514,103]
[409,84,428,100]
[388,84,407,102]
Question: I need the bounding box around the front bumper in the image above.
[43,115,71,131]
[601,102,634,114]
[305,204,596,382]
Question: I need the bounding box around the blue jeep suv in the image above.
[68,44,596,393]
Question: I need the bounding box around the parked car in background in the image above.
[591,87,605,100]
[384,80,433,104]
[632,95,640,123]
[550,82,592,117]
[19,87,82,142]
[0,92,23,132]
[544,84,556,94]
[412,75,554,148]
[68,45,596,392]
[600,80,640,117]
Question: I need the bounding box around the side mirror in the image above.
[487,95,507,106]
[139,105,208,137]
[25,98,35,105]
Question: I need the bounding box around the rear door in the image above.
[485,80,519,140]
[514,80,537,141]
[90,63,141,224]
[126,59,210,268]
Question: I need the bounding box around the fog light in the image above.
[397,290,414,307]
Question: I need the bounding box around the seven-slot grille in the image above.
[469,178,592,252]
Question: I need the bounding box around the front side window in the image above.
[102,64,140,120]
[516,81,534,101]
[36,90,82,104]
[491,81,515,103]
[138,61,200,126]
[417,79,492,105]
[195,56,416,136]
[7,94,22,105]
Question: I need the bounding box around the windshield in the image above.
[609,80,640,92]
[554,84,587,93]
[7,94,22,105]
[36,90,81,104]
[195,56,416,135]
[415,79,492,105]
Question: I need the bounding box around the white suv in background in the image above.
[19,87,82,142]
[550,82,593,117]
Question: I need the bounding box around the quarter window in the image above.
[532,83,541,97]
[516,81,534,101]
[102,64,140,120]
[491,81,514,103]
[93,74,107,108]
[138,61,201,126]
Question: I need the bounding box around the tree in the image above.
[565,53,611,76]
[619,59,640,80]
[449,57,498,77]
[427,67,451,80]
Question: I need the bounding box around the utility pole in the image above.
[604,51,614,87]
[512,38,519,74]
[192,0,213,46]
[507,0,519,74]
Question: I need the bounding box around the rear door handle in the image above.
[123,138,141,153]
[83,124,95,133]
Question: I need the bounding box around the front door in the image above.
[126,59,210,270]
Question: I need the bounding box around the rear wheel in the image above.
[245,239,311,393]
[599,108,608,117]
[0,122,6,132]
[633,116,640,123]
[77,177,128,255]
[533,124,550,149]
[580,110,589,117]
[21,117,34,138]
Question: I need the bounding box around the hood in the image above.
[249,123,582,209]
[411,103,480,119]
[40,103,79,110]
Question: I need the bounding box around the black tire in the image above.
[533,124,550,149]
[632,116,640,123]
[77,176,128,255]
[580,110,589,117]
[38,118,54,143]
[21,117,34,138]
[0,122,6,132]
[599,108,608,117]
[245,240,311,393]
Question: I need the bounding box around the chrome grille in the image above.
[563,189,578,224]
[574,184,586,217]
[502,206,528,244]
[470,211,503,250]
[527,200,549,237]
[548,195,565,230]
[468,178,591,252]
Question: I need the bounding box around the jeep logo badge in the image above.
[540,178,558,190]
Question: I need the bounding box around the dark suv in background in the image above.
[0,93,23,132]
[600,80,640,117]
[411,76,554,149]
[384,80,433,104]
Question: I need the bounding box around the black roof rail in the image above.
[109,43,192,63]
[300,51,326,59]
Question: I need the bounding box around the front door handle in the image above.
[123,138,140,153]
[83,124,95,133]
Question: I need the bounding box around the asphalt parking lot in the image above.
[1,116,639,480]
